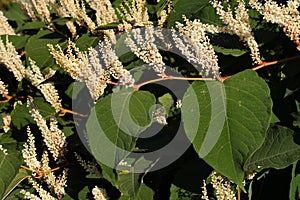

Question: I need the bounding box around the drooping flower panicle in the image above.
[49,39,134,101]
[173,17,220,79]
[27,97,67,163]
[0,37,26,81]
[125,28,166,76]
[250,0,300,46]
[212,0,262,64]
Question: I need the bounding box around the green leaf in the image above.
[129,91,155,127]
[86,89,156,184]
[95,22,120,30]
[0,35,30,50]
[65,82,86,100]
[167,0,210,28]
[25,30,67,68]
[2,3,29,21]
[0,148,21,199]
[292,113,300,128]
[213,45,247,57]
[158,93,174,114]
[2,169,30,200]
[78,186,90,200]
[244,125,300,171]
[170,184,201,200]
[290,161,300,200]
[134,183,154,200]
[117,156,155,198]
[11,97,56,130]
[115,33,137,64]
[10,103,34,130]
[119,173,140,197]
[195,5,224,25]
[119,183,154,200]
[19,21,46,30]
[52,17,74,26]
[76,33,101,51]
[182,70,272,186]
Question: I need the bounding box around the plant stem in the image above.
[133,76,215,90]
[108,55,300,88]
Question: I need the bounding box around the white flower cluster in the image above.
[49,39,134,101]
[173,17,220,79]
[92,186,109,200]
[0,37,62,111]
[250,0,300,46]
[14,0,120,36]
[20,178,59,200]
[0,37,26,81]
[212,0,261,64]
[97,37,135,87]
[117,0,153,28]
[211,172,236,200]
[158,0,172,27]
[15,0,51,23]
[26,58,62,112]
[0,10,15,35]
[152,106,168,126]
[0,79,8,98]
[27,97,67,163]
[86,0,118,41]
[58,0,96,33]
[1,113,11,133]
[22,127,41,170]
[125,28,166,76]
[22,106,68,199]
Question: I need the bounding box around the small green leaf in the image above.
[244,125,300,171]
[65,82,86,100]
[0,148,21,199]
[10,103,34,130]
[2,3,28,21]
[158,93,174,114]
[52,17,74,26]
[167,0,210,28]
[95,22,120,30]
[76,33,101,51]
[213,45,247,57]
[170,184,201,200]
[19,21,46,30]
[25,30,67,68]
[78,186,90,200]
[290,161,300,200]
[195,5,224,25]
[11,97,55,130]
[119,173,140,197]
[117,156,155,198]
[2,169,30,200]
[0,35,30,50]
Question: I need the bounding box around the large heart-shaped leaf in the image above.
[86,89,156,184]
[182,70,272,186]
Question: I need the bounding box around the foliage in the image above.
[0,0,300,200]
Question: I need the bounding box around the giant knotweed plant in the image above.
[0,0,300,199]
